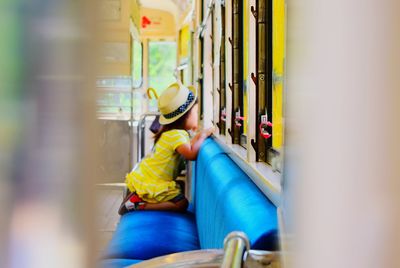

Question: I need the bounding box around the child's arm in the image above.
[176,127,214,160]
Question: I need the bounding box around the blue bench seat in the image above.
[101,138,278,267]
[103,211,199,260]
[195,142,278,250]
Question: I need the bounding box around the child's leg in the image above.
[142,194,188,212]
[119,192,188,214]
[118,191,146,215]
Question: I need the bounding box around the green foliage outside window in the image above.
[148,41,177,95]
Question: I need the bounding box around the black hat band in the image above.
[163,91,195,119]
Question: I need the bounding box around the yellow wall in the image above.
[179,25,190,61]
[140,8,176,39]
[179,24,191,85]
[130,0,140,30]
[98,0,133,76]
[272,0,285,149]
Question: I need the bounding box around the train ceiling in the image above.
[139,0,193,23]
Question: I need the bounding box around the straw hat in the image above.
[158,82,197,125]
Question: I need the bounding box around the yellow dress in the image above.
[125,129,189,203]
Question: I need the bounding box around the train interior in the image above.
[1,0,400,268]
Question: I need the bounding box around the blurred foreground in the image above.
[0,1,97,267]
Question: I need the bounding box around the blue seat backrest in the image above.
[194,138,278,250]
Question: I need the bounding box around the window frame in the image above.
[218,3,226,135]
[130,37,143,89]
[231,0,243,145]
[254,0,273,163]
[147,40,177,94]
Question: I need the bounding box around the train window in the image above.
[241,0,249,146]
[218,3,226,135]
[96,77,131,88]
[96,77,135,118]
[228,0,247,146]
[148,41,177,111]
[131,39,143,88]
[254,0,273,163]
[231,0,242,145]
[253,0,285,170]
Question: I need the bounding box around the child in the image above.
[118,82,214,215]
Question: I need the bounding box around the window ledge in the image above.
[212,134,281,207]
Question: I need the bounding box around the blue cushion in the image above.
[195,139,225,182]
[190,139,225,211]
[103,211,200,260]
[99,259,141,268]
[195,139,278,250]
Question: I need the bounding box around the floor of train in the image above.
[96,184,125,257]
[95,175,188,257]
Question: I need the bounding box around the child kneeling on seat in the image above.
[119,82,214,215]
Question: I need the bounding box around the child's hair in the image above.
[154,99,198,144]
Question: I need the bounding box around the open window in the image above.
[148,41,177,111]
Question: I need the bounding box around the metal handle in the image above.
[221,107,227,122]
[146,88,158,100]
[259,115,273,139]
[221,231,250,268]
[235,111,245,127]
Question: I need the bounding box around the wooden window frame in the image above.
[230,0,243,145]
[218,4,226,135]
[252,0,273,163]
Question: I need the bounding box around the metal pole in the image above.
[221,231,250,268]
[137,112,159,163]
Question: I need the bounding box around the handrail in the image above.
[136,112,160,163]
[146,88,159,100]
[221,231,250,268]
[174,63,189,79]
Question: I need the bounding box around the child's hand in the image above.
[181,127,215,160]
[203,127,215,137]
[198,127,214,138]
[190,127,215,144]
